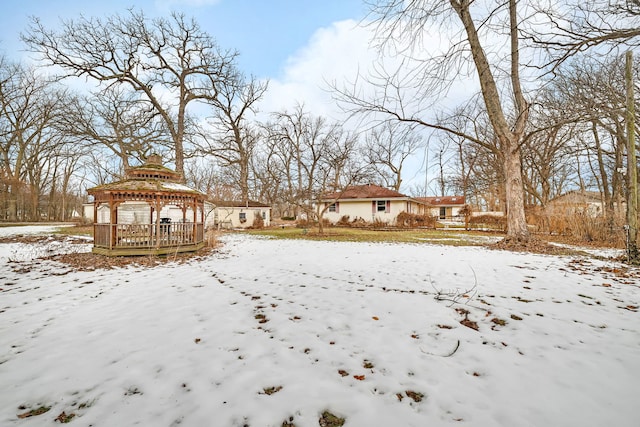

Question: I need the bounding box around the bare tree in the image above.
[313,127,364,234]
[528,1,640,70]
[362,121,423,191]
[263,105,367,231]
[0,60,68,221]
[262,104,319,218]
[544,55,636,220]
[336,0,532,242]
[197,72,268,203]
[61,87,170,172]
[23,10,238,178]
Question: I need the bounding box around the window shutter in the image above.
[335,202,339,214]
[372,200,376,213]
[386,200,390,213]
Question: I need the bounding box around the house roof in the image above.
[549,191,602,204]
[323,184,409,200]
[415,196,466,206]
[211,200,270,208]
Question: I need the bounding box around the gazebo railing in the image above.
[94,222,204,249]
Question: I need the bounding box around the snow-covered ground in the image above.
[0,226,639,426]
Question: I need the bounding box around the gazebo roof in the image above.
[88,179,204,196]
[87,155,205,201]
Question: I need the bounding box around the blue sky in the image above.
[0,1,436,192]
[0,0,367,79]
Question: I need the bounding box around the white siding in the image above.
[215,207,270,229]
[324,200,408,225]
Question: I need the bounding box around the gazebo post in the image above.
[93,201,98,245]
[149,204,154,246]
[110,195,117,250]
[154,196,161,248]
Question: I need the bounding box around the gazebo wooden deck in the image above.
[87,155,206,256]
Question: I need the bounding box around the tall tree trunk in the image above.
[625,50,638,263]
[452,0,530,242]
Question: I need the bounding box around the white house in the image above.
[211,200,271,229]
[415,196,467,220]
[320,184,431,225]
[546,191,607,217]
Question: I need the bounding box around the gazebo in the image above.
[87,155,206,256]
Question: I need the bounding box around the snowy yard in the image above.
[0,226,639,426]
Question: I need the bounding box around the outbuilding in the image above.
[87,155,206,256]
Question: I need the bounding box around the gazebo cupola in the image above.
[87,155,206,256]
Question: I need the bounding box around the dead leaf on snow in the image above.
[405,390,424,402]
[17,406,50,419]
[55,411,76,423]
[460,318,479,331]
[260,386,282,395]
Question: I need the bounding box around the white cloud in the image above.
[257,19,376,121]
[253,17,485,194]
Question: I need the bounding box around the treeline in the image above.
[1,3,639,240]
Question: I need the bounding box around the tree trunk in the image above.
[503,142,529,241]
[452,0,530,242]
[625,50,639,263]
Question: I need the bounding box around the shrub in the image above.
[527,206,624,246]
[560,211,624,246]
[250,214,264,229]
[336,215,351,226]
[396,211,437,228]
[351,216,367,227]
[371,218,389,228]
[469,214,507,231]
[205,228,219,248]
[296,218,313,228]
[459,204,473,230]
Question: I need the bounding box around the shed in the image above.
[87,155,206,256]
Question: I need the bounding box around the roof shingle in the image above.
[324,184,408,200]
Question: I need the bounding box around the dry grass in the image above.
[246,226,500,246]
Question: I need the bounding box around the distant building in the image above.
[211,200,271,229]
[415,196,467,220]
[546,191,605,217]
[320,184,462,225]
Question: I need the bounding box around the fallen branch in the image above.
[421,339,460,357]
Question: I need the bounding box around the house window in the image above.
[239,212,247,223]
[328,203,336,212]
[439,207,447,219]
[377,200,386,212]
[262,211,266,219]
